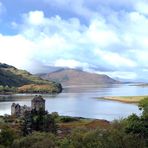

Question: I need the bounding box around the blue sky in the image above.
[0,0,148,81]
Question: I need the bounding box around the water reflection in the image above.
[0,84,146,120]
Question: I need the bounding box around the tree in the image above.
[21,111,32,136]
[125,97,148,144]
[139,97,148,117]
[21,109,57,135]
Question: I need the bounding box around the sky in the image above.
[0,0,148,81]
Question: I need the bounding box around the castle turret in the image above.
[11,103,21,116]
[31,95,45,111]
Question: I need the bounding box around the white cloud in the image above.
[0,34,35,69]
[86,17,119,47]
[54,59,89,69]
[24,11,45,25]
[135,0,148,15]
[0,0,148,81]
[94,49,137,68]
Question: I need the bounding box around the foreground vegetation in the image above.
[0,97,148,147]
[102,95,148,103]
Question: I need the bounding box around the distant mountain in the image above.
[39,68,120,86]
[0,63,62,93]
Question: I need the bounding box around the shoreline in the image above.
[99,95,148,103]
[0,114,110,129]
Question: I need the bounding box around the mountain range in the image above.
[39,68,119,86]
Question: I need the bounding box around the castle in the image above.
[11,95,45,116]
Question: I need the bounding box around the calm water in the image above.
[0,84,148,121]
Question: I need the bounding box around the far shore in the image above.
[99,95,148,103]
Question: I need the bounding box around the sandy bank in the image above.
[100,96,148,103]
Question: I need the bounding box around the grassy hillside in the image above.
[40,68,119,86]
[0,63,62,93]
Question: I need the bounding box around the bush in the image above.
[124,98,148,140]
[12,132,57,148]
[21,110,58,136]
[60,116,78,123]
[0,127,17,147]
[139,97,148,116]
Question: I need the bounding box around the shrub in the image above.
[12,132,57,148]
[0,127,17,147]
[60,116,78,123]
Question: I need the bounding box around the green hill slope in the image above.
[0,63,62,93]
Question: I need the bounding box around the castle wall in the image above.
[11,104,21,116]
[11,95,45,116]
[11,105,16,115]
[31,100,45,111]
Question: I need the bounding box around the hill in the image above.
[0,63,62,93]
[39,68,119,86]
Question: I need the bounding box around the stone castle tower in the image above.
[11,103,21,116]
[11,95,45,116]
[31,95,45,111]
